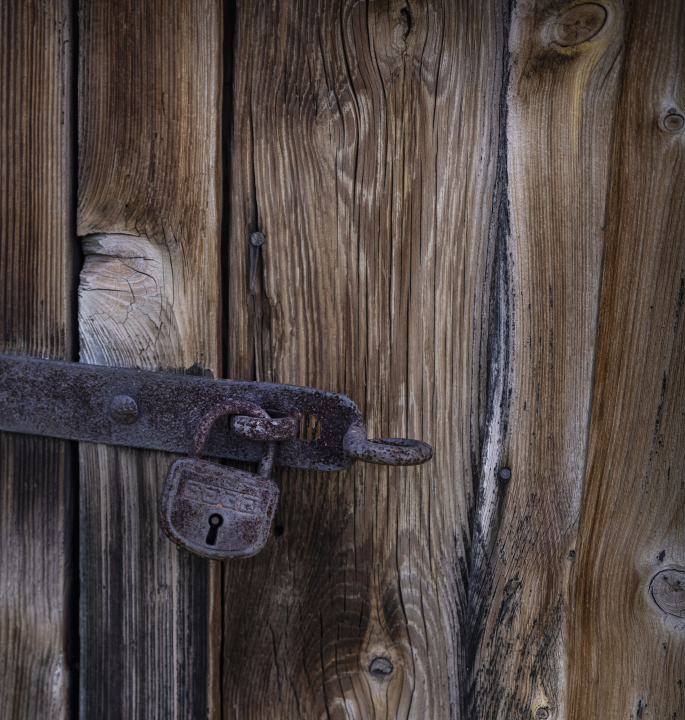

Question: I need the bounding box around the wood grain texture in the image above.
[77,0,222,716]
[568,2,685,717]
[224,1,502,717]
[1,0,74,357]
[467,1,625,717]
[0,1,75,717]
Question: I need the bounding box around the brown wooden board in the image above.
[466,1,626,717]
[2,1,683,716]
[569,2,685,717]
[0,1,76,718]
[224,1,502,716]
[77,0,222,716]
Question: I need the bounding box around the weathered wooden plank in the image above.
[77,0,222,716]
[0,1,75,718]
[467,1,625,717]
[225,1,502,716]
[569,2,685,717]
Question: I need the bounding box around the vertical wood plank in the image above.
[0,1,75,718]
[569,2,685,717]
[467,1,625,717]
[225,1,502,716]
[77,0,222,716]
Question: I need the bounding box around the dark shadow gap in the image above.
[221,0,236,386]
[220,2,237,718]
[66,0,81,716]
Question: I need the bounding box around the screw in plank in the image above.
[368,657,394,677]
[110,395,139,424]
[498,467,511,483]
[248,231,266,290]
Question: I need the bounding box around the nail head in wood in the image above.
[250,231,266,247]
[498,467,511,483]
[248,232,265,290]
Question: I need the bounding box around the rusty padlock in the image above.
[158,400,279,559]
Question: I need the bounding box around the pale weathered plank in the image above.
[568,2,685,717]
[77,0,222,716]
[0,1,75,718]
[224,1,502,716]
[467,1,626,717]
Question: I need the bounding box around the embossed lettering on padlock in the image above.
[158,400,279,559]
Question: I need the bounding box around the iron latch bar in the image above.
[0,354,432,471]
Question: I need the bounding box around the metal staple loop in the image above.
[190,400,277,478]
[343,425,433,466]
[230,414,299,442]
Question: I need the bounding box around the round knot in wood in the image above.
[368,657,394,677]
[551,4,607,47]
[650,569,685,618]
[664,113,685,132]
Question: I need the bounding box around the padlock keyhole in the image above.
[205,513,224,546]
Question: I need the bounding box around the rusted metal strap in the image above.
[0,354,432,471]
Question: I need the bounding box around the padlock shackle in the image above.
[190,400,276,477]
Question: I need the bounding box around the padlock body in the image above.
[159,458,279,559]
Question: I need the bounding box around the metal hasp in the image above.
[0,353,433,471]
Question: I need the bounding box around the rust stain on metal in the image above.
[343,425,433,466]
[230,414,299,442]
[159,400,279,559]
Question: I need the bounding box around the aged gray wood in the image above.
[0,1,76,718]
[467,1,625,717]
[77,0,223,716]
[224,1,502,716]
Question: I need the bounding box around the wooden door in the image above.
[1,1,683,719]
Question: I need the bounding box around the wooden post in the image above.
[225,1,501,716]
[77,0,222,716]
[0,1,76,718]
[467,1,625,716]
[569,2,685,716]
